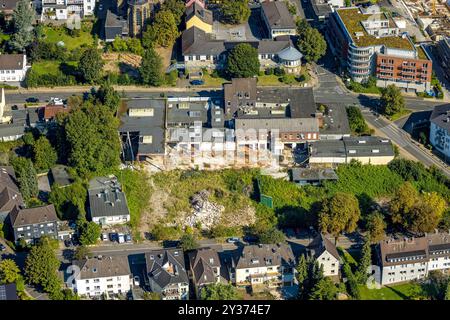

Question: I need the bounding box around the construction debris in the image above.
[184,190,224,230]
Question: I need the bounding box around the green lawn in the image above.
[359,283,419,300]
[257,74,283,86]
[41,26,94,51]
[389,109,412,121]
[201,73,227,87]
[31,60,78,77]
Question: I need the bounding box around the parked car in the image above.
[243,235,258,244]
[118,233,125,244]
[64,239,72,248]
[190,79,204,86]
[133,276,140,287]
[125,234,132,243]
[101,233,108,241]
[226,237,240,244]
[0,244,6,251]
[109,232,118,242]
[26,97,39,103]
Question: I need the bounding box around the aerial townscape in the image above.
[0,0,450,306]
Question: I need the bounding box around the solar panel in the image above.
[0,286,6,300]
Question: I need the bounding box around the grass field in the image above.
[358,283,419,300]
[42,26,94,51]
[31,60,78,77]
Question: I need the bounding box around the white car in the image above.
[118,233,125,243]
[133,276,140,287]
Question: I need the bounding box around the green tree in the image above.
[10,0,34,52]
[11,157,38,201]
[73,245,92,261]
[143,291,162,300]
[59,104,121,176]
[296,255,308,285]
[409,201,441,233]
[298,26,326,62]
[179,234,199,251]
[390,182,418,228]
[220,0,250,24]
[48,182,87,220]
[78,220,101,246]
[342,263,360,299]
[139,47,164,86]
[200,283,241,300]
[445,281,450,300]
[365,211,386,243]
[162,0,185,26]
[0,259,21,284]
[149,10,180,48]
[380,84,405,116]
[318,192,361,242]
[95,83,120,113]
[356,238,372,284]
[309,277,337,300]
[24,240,62,295]
[33,136,57,171]
[226,43,260,78]
[78,48,104,84]
[258,228,286,244]
[346,106,370,135]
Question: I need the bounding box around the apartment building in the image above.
[0,54,29,83]
[328,5,432,92]
[308,234,341,277]
[71,255,132,297]
[40,0,95,20]
[145,249,189,300]
[234,244,296,291]
[261,0,297,39]
[429,104,450,162]
[377,232,450,285]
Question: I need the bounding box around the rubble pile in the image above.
[184,190,224,229]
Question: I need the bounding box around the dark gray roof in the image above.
[235,244,295,269]
[430,104,450,132]
[119,99,166,155]
[0,109,26,138]
[0,166,23,213]
[146,249,189,289]
[104,10,128,41]
[188,248,223,286]
[0,283,18,300]
[262,1,296,29]
[235,117,319,132]
[257,39,291,54]
[320,104,351,136]
[310,139,346,158]
[312,0,333,18]
[308,233,340,261]
[50,165,74,187]
[185,1,213,25]
[74,255,131,280]
[9,204,58,228]
[167,99,209,126]
[182,27,225,56]
[291,168,338,182]
[0,54,25,70]
[343,136,395,157]
[0,0,19,12]
[88,176,130,219]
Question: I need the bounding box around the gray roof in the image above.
[308,233,340,261]
[430,104,450,132]
[104,10,128,41]
[0,54,25,70]
[145,249,189,289]
[310,139,346,158]
[0,0,18,12]
[185,1,213,25]
[0,166,23,213]
[257,38,291,54]
[0,283,18,300]
[119,99,166,155]
[167,99,209,126]
[235,244,295,269]
[0,109,26,138]
[74,255,131,280]
[277,46,303,61]
[312,0,333,18]
[310,136,394,158]
[88,176,130,219]
[379,237,429,267]
[182,27,225,56]
[291,168,338,182]
[319,104,351,136]
[9,204,58,228]
[235,117,319,132]
[50,165,73,187]
[188,248,224,286]
[262,1,296,30]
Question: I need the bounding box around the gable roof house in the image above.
[188,247,230,298]
[308,233,341,277]
[0,166,24,223]
[71,255,132,298]
[0,54,29,82]
[185,0,213,34]
[234,244,296,291]
[8,204,59,244]
[0,0,19,20]
[145,249,189,300]
[87,176,130,226]
[261,1,297,39]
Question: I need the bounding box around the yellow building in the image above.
[185,1,213,34]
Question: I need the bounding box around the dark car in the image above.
[109,233,118,242]
[190,80,204,86]
[243,235,258,244]
[0,243,6,251]
[64,239,72,248]
[26,97,39,103]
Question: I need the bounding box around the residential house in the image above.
[291,168,338,186]
[437,37,450,82]
[40,0,95,21]
[0,0,19,20]
[308,233,341,277]
[0,54,29,83]
[185,0,213,34]
[87,176,131,226]
[261,1,297,39]
[0,166,24,223]
[234,243,296,291]
[145,249,189,300]
[70,255,132,297]
[327,6,432,92]
[119,99,166,162]
[8,204,59,244]
[0,109,27,142]
[0,283,18,300]
[188,247,230,299]
[103,9,129,42]
[309,136,395,165]
[429,104,450,162]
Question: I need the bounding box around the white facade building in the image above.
[71,256,132,298]
[308,234,341,277]
[0,54,29,83]
[41,0,95,21]
[429,104,450,162]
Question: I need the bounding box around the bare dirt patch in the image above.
[102,52,142,77]
[155,45,174,71]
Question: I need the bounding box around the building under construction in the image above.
[406,0,450,40]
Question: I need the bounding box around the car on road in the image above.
[0,244,6,251]
[133,276,140,287]
[190,80,204,86]
[226,237,240,244]
[26,97,40,103]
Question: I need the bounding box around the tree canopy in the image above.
[10,0,35,52]
[78,49,104,84]
[200,283,241,300]
[0,259,21,285]
[33,136,57,172]
[219,0,250,24]
[380,84,405,116]
[139,47,164,86]
[297,22,326,63]
[11,157,38,201]
[226,43,260,78]
[149,10,180,48]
